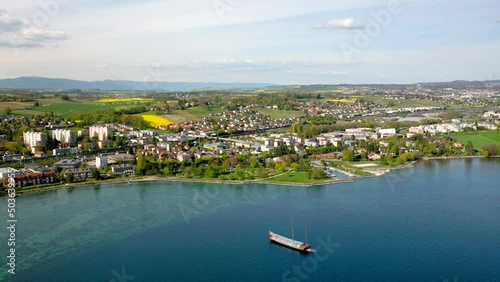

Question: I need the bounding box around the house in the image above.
[107,153,135,164]
[378,128,396,138]
[14,172,58,188]
[0,167,21,179]
[177,152,191,162]
[97,140,113,149]
[53,147,79,156]
[34,151,46,158]
[379,141,390,147]
[24,164,51,174]
[53,159,81,169]
[2,154,22,161]
[111,164,134,176]
[65,168,93,181]
[96,156,108,168]
[368,153,381,161]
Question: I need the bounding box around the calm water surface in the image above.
[1,158,499,281]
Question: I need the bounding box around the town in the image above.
[1,81,499,193]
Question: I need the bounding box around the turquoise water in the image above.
[1,158,499,281]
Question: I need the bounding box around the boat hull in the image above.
[269,231,314,253]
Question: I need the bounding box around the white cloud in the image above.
[0,10,67,48]
[0,9,24,33]
[0,39,42,48]
[1,0,499,84]
[314,18,365,30]
[22,28,66,41]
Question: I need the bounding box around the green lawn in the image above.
[186,106,224,119]
[449,131,500,149]
[265,171,327,184]
[257,108,305,119]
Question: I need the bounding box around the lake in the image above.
[1,158,499,281]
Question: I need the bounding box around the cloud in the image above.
[314,18,365,30]
[497,19,500,23]
[22,28,67,41]
[0,9,24,33]
[0,38,42,48]
[138,59,355,75]
[0,9,67,48]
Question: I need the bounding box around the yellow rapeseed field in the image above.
[96,98,154,103]
[330,99,355,103]
[141,115,173,127]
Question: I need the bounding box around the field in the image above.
[96,98,154,103]
[256,108,305,119]
[186,106,224,119]
[330,99,355,103]
[19,97,161,118]
[32,102,118,118]
[449,131,500,149]
[0,101,31,114]
[140,115,173,127]
[358,96,444,108]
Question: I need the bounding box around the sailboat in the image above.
[269,217,315,253]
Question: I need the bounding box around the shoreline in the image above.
[422,155,484,160]
[6,156,498,197]
[13,176,354,197]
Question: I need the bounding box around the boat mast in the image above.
[291,216,294,241]
[305,223,308,244]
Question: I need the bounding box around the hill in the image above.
[0,76,274,91]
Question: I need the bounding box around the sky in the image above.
[0,0,499,84]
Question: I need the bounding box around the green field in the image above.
[358,96,444,108]
[33,102,118,118]
[186,106,224,119]
[27,98,163,118]
[265,171,327,184]
[0,101,31,113]
[257,108,305,119]
[449,131,500,149]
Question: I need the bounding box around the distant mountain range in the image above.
[1,76,498,91]
[0,77,275,91]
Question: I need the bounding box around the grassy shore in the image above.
[6,157,497,197]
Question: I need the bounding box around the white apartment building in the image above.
[52,129,76,145]
[89,126,113,141]
[96,156,108,168]
[23,131,47,148]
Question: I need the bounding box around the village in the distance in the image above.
[1,80,499,194]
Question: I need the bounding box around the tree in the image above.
[465,141,474,155]
[92,168,101,180]
[3,107,12,115]
[65,174,74,183]
[342,150,354,162]
[135,153,146,175]
[61,94,70,101]
[204,168,216,178]
[481,144,498,157]
[308,167,328,180]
